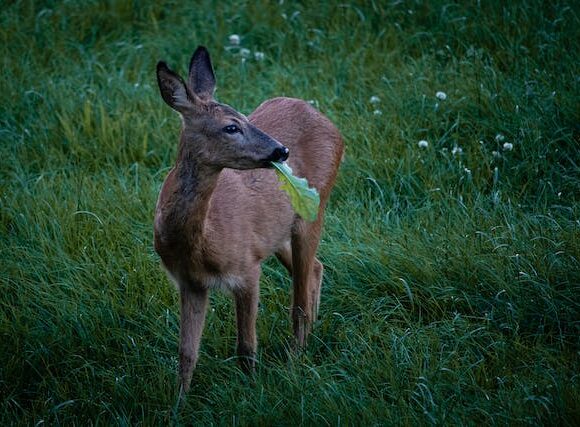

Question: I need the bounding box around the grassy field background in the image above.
[1,0,579,424]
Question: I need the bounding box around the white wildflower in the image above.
[436,91,447,100]
[503,142,513,151]
[307,99,319,108]
[240,48,251,58]
[495,133,505,143]
[452,146,463,155]
[254,51,265,61]
[369,95,380,104]
[228,34,240,45]
[373,109,382,115]
[464,167,471,174]
[492,150,500,158]
[418,140,429,148]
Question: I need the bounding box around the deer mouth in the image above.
[261,160,277,168]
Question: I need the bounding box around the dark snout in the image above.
[267,146,290,163]
[248,124,289,166]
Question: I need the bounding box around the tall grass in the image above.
[1,0,579,424]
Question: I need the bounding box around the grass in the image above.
[1,0,579,424]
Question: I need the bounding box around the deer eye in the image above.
[223,124,242,134]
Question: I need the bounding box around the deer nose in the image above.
[268,146,289,162]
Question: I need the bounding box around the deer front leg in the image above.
[179,283,208,395]
[233,281,259,373]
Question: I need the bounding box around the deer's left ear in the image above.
[188,46,216,101]
[156,61,194,113]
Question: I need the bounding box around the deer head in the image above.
[156,46,289,170]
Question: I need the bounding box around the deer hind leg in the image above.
[277,240,322,319]
[311,258,323,322]
[278,226,323,347]
[178,282,208,396]
[291,219,323,348]
[233,275,260,373]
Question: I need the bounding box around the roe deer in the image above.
[154,46,343,394]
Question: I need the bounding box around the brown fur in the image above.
[154,47,343,394]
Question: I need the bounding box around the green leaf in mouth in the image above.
[271,161,320,222]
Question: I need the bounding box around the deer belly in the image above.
[200,274,244,292]
[161,260,243,292]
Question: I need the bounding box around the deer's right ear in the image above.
[188,46,216,101]
[156,61,193,112]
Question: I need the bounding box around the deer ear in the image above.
[188,46,216,101]
[156,61,193,112]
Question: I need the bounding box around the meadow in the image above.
[1,0,579,424]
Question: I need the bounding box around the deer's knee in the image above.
[178,351,196,392]
[179,351,196,376]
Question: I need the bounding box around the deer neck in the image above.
[170,141,220,245]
